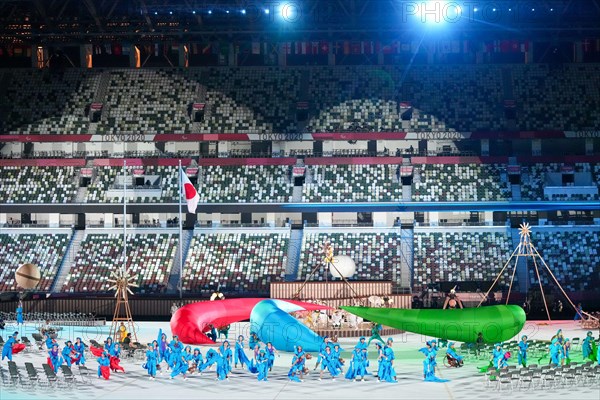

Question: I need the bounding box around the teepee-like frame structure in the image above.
[477,223,596,322]
[108,266,139,342]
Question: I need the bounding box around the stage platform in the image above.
[1,320,598,400]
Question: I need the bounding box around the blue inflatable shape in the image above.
[250,299,324,352]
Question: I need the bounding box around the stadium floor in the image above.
[1,320,598,400]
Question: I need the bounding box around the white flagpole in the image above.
[123,159,127,274]
[179,160,183,300]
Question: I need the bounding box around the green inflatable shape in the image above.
[340,305,526,344]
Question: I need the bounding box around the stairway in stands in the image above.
[398,228,414,290]
[167,229,194,294]
[511,228,529,293]
[51,229,85,292]
[285,228,304,281]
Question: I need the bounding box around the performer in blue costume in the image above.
[331,343,344,374]
[265,342,278,371]
[248,332,260,351]
[367,323,385,346]
[97,351,110,380]
[144,342,158,380]
[200,348,219,372]
[378,338,397,383]
[420,342,449,383]
[2,332,19,362]
[288,345,307,382]
[429,339,438,370]
[517,335,528,367]
[61,340,79,367]
[216,340,232,380]
[491,343,508,369]
[314,336,330,370]
[168,336,184,368]
[16,302,23,327]
[345,346,368,381]
[582,331,595,361]
[356,336,368,351]
[563,338,571,365]
[207,324,218,342]
[110,343,125,373]
[44,333,55,349]
[104,337,115,355]
[549,338,561,366]
[234,335,250,368]
[318,345,340,381]
[191,348,203,373]
[374,342,385,380]
[256,349,269,381]
[74,337,86,366]
[446,342,464,366]
[48,343,64,373]
[156,330,169,371]
[170,345,192,380]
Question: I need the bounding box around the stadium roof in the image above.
[1,0,600,44]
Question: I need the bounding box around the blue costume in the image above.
[61,341,77,367]
[420,343,449,382]
[256,349,269,381]
[97,353,110,379]
[319,346,340,379]
[378,339,397,383]
[517,336,528,367]
[345,346,368,380]
[248,332,259,352]
[330,344,344,373]
[492,344,507,369]
[168,337,184,368]
[48,344,64,373]
[207,325,218,342]
[582,332,594,360]
[265,343,277,371]
[192,348,203,371]
[216,341,232,380]
[574,305,583,320]
[315,337,330,369]
[16,305,23,325]
[45,334,54,350]
[549,339,561,366]
[564,339,571,365]
[234,336,250,368]
[355,337,368,351]
[170,346,192,379]
[144,342,158,378]
[104,337,115,355]
[74,338,86,365]
[157,331,170,366]
[200,348,219,372]
[2,333,19,361]
[446,342,464,365]
[288,346,306,382]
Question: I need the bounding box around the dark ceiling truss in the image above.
[0,0,599,45]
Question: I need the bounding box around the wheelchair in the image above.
[443,353,464,368]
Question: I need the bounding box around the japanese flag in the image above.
[181,169,199,214]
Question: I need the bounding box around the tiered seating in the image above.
[97,69,197,134]
[200,67,302,133]
[0,166,78,203]
[298,231,402,285]
[3,69,100,134]
[200,165,292,203]
[182,232,289,294]
[0,234,70,291]
[412,230,513,293]
[413,164,510,201]
[529,230,600,292]
[84,166,179,203]
[520,163,563,201]
[303,164,402,202]
[62,233,177,292]
[512,64,600,130]
[307,99,403,132]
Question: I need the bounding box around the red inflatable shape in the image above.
[12,343,26,354]
[170,298,329,345]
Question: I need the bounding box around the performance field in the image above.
[1,320,599,400]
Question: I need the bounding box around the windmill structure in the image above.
[478,223,597,323]
[108,266,139,342]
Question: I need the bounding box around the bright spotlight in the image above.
[226,10,230,14]
[413,1,462,25]
[264,8,270,14]
[241,9,246,14]
[208,10,212,14]
[192,10,196,14]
